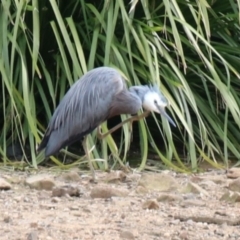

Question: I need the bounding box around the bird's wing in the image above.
[38,67,125,156]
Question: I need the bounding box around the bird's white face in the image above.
[142,91,176,127]
[142,91,167,113]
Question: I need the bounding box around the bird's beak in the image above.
[156,104,176,127]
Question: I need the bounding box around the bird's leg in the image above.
[97,111,150,140]
[128,117,134,142]
[82,136,96,181]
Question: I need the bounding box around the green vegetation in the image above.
[1,0,240,171]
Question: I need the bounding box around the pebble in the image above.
[142,199,159,210]
[220,190,240,202]
[30,222,38,228]
[180,199,206,207]
[61,171,81,182]
[51,197,61,203]
[25,175,55,191]
[214,229,225,236]
[119,230,135,239]
[186,219,194,225]
[170,219,180,225]
[27,231,38,240]
[180,182,209,196]
[139,173,179,191]
[105,171,127,183]
[163,232,171,238]
[3,215,11,223]
[227,168,240,179]
[135,186,148,195]
[70,206,79,210]
[228,178,240,192]
[90,185,129,198]
[0,178,12,190]
[52,185,81,197]
[157,193,183,202]
[199,175,226,184]
[179,231,189,240]
[13,196,22,202]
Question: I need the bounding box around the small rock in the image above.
[73,211,82,217]
[179,231,189,240]
[220,190,240,203]
[170,219,180,225]
[186,219,194,225]
[52,185,81,197]
[2,175,22,184]
[142,199,159,210]
[138,173,179,192]
[38,190,50,200]
[228,178,240,192]
[135,186,148,195]
[214,210,228,216]
[90,185,129,198]
[30,222,38,228]
[196,222,203,227]
[163,232,171,238]
[105,171,127,183]
[70,206,79,210]
[171,236,181,240]
[198,175,226,184]
[199,180,216,188]
[126,173,141,182]
[119,230,135,239]
[3,214,11,223]
[182,193,196,200]
[51,197,61,203]
[203,223,209,229]
[27,231,38,240]
[39,204,56,210]
[61,171,80,182]
[229,233,240,239]
[214,229,225,236]
[227,168,240,179]
[180,182,209,196]
[0,178,12,190]
[157,193,183,202]
[13,196,22,202]
[25,175,55,191]
[180,199,206,207]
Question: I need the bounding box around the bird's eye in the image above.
[154,100,157,104]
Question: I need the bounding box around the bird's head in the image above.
[130,85,176,127]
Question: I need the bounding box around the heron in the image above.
[37,66,175,180]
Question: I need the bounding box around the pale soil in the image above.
[0,168,240,240]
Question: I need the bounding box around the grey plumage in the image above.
[38,66,175,157]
